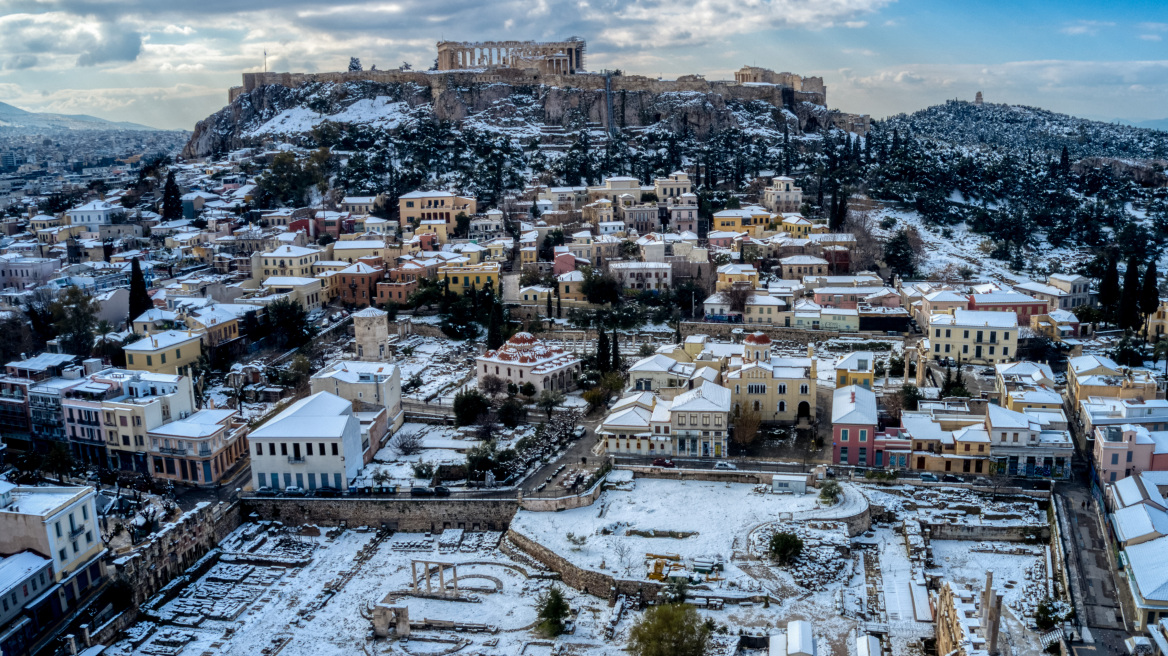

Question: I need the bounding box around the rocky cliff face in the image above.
[182,79,817,159]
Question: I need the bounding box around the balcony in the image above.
[287,456,305,464]
[197,446,213,457]
[69,524,86,538]
[158,446,188,456]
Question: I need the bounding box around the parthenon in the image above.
[436,38,586,75]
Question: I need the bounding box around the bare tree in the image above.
[613,540,632,574]
[882,390,904,425]
[727,285,753,314]
[480,374,506,397]
[733,405,762,446]
[391,430,423,456]
[847,210,883,273]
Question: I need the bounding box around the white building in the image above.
[0,483,105,609]
[249,392,363,492]
[608,261,672,291]
[477,333,583,392]
[66,200,124,229]
[311,360,404,436]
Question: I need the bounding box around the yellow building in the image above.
[331,239,387,265]
[441,261,500,295]
[715,263,759,292]
[557,270,587,301]
[927,309,1018,365]
[1150,300,1168,340]
[835,351,876,389]
[726,334,816,423]
[781,215,813,237]
[125,330,204,376]
[255,245,322,280]
[398,191,477,226]
[416,220,450,244]
[520,246,537,266]
[1068,354,1159,405]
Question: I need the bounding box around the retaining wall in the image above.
[618,465,775,485]
[241,496,519,532]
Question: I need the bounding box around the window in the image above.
[306,443,313,456]
[281,443,288,456]
[778,384,787,395]
[800,384,809,394]
[268,443,276,455]
[859,430,867,442]
[841,429,849,441]
[1111,453,1119,465]
[257,444,263,456]
[82,506,88,520]
[747,383,766,394]
[331,443,338,456]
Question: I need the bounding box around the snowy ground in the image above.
[396,337,480,403]
[510,478,866,597]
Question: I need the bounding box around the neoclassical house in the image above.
[476,333,583,392]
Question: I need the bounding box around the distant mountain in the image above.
[1125,118,1168,132]
[881,100,1168,161]
[0,101,160,131]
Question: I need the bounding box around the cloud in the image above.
[1139,22,1168,32]
[843,48,877,57]
[3,54,36,69]
[845,21,868,28]
[1141,34,1163,42]
[1059,20,1114,36]
[832,59,1168,121]
[0,13,142,67]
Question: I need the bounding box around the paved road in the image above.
[1057,481,1129,653]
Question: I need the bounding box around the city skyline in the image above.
[0,0,1165,130]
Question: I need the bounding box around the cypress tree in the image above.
[128,257,152,326]
[486,299,503,350]
[162,170,182,220]
[596,329,610,373]
[611,330,621,372]
[546,289,553,319]
[1099,254,1121,326]
[1120,256,1142,332]
[1141,259,1160,336]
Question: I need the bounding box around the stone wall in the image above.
[518,476,606,512]
[618,465,774,485]
[241,496,518,532]
[109,501,242,605]
[926,522,1049,542]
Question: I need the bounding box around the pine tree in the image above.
[596,329,611,373]
[348,57,363,72]
[1141,259,1159,337]
[1120,256,1142,332]
[1100,254,1121,326]
[161,171,182,220]
[555,284,562,318]
[128,257,152,327]
[611,329,621,372]
[1059,145,1071,178]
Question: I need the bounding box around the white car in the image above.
[714,461,737,470]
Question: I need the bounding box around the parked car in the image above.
[973,477,992,487]
[572,426,588,440]
[942,474,963,483]
[283,486,306,497]
[410,486,434,497]
[714,461,737,470]
[313,487,340,498]
[652,458,675,468]
[255,486,277,497]
[433,486,451,497]
[919,473,939,483]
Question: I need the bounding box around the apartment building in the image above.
[609,261,671,292]
[124,330,204,376]
[725,334,816,423]
[63,369,195,474]
[0,483,105,651]
[147,409,249,487]
[397,191,476,226]
[927,310,1018,365]
[439,261,500,296]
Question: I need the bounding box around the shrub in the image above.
[453,389,490,427]
[628,603,711,656]
[819,480,841,504]
[768,531,804,565]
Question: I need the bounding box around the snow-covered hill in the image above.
[882,100,1168,161]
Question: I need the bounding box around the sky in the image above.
[0,0,1165,131]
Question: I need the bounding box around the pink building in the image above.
[968,292,1049,324]
[1093,424,1168,484]
[831,385,911,468]
[707,231,745,248]
[813,286,901,310]
[553,251,578,276]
